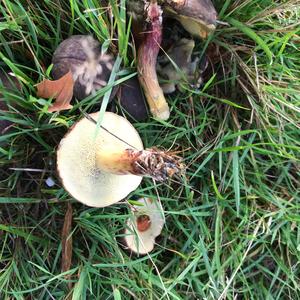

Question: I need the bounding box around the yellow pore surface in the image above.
[57,112,143,207]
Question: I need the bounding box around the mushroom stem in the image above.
[96,147,183,181]
[95,149,141,175]
[137,1,170,120]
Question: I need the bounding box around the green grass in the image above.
[0,0,300,299]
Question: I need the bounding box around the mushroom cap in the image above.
[52,35,115,100]
[57,112,143,207]
[124,198,165,255]
[165,0,217,37]
[116,76,149,121]
[157,37,207,93]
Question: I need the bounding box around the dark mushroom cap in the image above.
[166,0,217,27]
[115,76,149,121]
[165,0,217,37]
[52,35,115,100]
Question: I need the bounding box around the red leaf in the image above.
[36,71,74,112]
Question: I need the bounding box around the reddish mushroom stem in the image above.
[137,1,170,120]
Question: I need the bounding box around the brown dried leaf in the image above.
[61,202,73,287]
[36,71,74,112]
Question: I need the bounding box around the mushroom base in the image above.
[96,147,184,181]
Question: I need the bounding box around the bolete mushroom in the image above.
[123,197,165,255]
[157,37,207,93]
[137,2,170,120]
[128,0,217,120]
[52,35,115,100]
[50,35,148,119]
[57,112,183,207]
[164,0,217,39]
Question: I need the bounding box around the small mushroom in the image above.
[57,112,183,207]
[157,37,208,93]
[123,197,165,255]
[52,35,115,100]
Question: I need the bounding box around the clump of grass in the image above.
[0,0,299,299]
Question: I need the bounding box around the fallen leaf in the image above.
[61,202,73,289]
[36,71,74,112]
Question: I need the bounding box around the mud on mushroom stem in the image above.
[96,147,184,182]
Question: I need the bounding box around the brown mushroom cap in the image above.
[57,112,143,207]
[52,35,115,100]
[127,1,217,40]
[165,0,217,38]
[115,76,149,121]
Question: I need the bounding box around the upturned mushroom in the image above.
[57,111,183,207]
[123,197,165,255]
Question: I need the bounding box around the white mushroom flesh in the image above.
[124,198,165,255]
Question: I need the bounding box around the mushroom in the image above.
[164,0,217,39]
[57,111,183,207]
[51,35,148,119]
[137,2,170,120]
[128,0,217,40]
[115,76,149,121]
[128,0,217,120]
[157,37,208,93]
[123,197,165,255]
[52,35,115,100]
